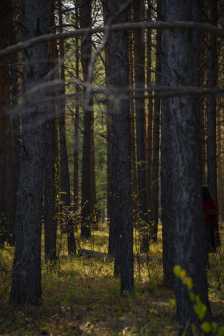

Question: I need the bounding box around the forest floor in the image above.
[0,227,224,336]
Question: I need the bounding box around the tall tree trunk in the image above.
[58,0,76,255]
[207,0,218,202]
[199,4,208,186]
[206,0,220,247]
[103,0,134,294]
[0,0,16,245]
[151,2,161,242]
[160,0,174,288]
[73,0,80,236]
[44,0,58,262]
[146,0,153,227]
[161,0,210,332]
[133,1,148,252]
[105,41,114,256]
[80,0,95,239]
[10,0,50,305]
[128,18,138,246]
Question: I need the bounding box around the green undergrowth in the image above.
[0,229,223,336]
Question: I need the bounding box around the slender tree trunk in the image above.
[207,0,218,202]
[58,0,76,255]
[161,1,210,332]
[218,1,224,222]
[44,0,58,262]
[128,19,138,242]
[151,2,161,241]
[10,0,50,305]
[160,0,174,288]
[217,98,224,222]
[0,0,16,245]
[103,0,134,294]
[73,0,80,235]
[133,1,148,252]
[105,42,114,256]
[199,4,208,186]
[80,0,95,239]
[206,0,220,247]
[146,0,153,224]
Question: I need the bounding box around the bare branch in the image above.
[0,20,223,58]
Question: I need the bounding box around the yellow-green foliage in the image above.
[0,230,223,336]
[174,264,224,336]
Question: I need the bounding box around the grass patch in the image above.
[0,228,223,335]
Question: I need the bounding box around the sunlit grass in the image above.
[0,225,223,335]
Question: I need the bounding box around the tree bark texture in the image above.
[133,0,148,252]
[10,0,50,304]
[0,0,16,245]
[103,0,134,293]
[58,0,76,255]
[80,0,96,239]
[44,0,58,262]
[161,0,210,331]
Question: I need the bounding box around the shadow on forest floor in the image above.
[0,229,223,336]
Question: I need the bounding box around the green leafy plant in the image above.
[174,265,224,335]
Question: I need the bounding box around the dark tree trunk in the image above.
[73,0,80,235]
[104,43,115,256]
[160,0,174,288]
[146,0,153,225]
[206,0,220,249]
[58,0,76,255]
[199,3,208,186]
[44,0,58,262]
[0,0,16,245]
[80,0,95,239]
[10,0,50,305]
[151,4,161,242]
[128,20,138,243]
[103,0,134,294]
[161,0,210,332]
[207,0,218,202]
[133,1,148,252]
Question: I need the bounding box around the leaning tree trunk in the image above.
[161,0,210,332]
[10,0,50,305]
[103,0,134,294]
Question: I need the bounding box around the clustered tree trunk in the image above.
[0,0,221,333]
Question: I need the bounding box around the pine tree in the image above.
[10,0,50,304]
[103,0,134,293]
[161,0,210,331]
